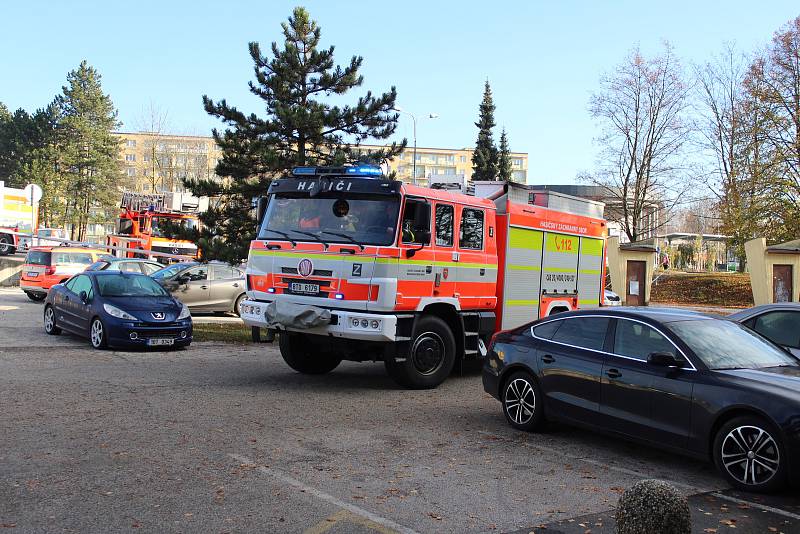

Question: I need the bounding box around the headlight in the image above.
[103,303,137,320]
[177,304,191,320]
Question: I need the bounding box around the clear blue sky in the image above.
[1,1,797,184]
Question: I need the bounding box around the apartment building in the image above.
[113,132,223,193]
[114,132,528,191]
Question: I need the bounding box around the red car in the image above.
[19,246,104,301]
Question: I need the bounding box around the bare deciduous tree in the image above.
[582,43,692,242]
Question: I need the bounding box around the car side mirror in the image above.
[647,351,681,368]
[79,291,89,304]
[405,230,431,258]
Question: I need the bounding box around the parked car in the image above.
[152,261,246,315]
[728,303,800,358]
[483,307,800,493]
[43,271,192,349]
[603,289,622,306]
[18,228,68,250]
[19,246,106,301]
[86,257,163,276]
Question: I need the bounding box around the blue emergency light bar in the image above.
[290,165,384,177]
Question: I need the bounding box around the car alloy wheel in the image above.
[720,425,780,487]
[505,377,536,426]
[410,331,445,376]
[44,306,60,335]
[90,319,105,349]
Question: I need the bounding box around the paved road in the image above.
[1,289,797,533]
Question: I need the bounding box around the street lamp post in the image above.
[394,106,438,185]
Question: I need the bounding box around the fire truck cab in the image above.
[107,192,206,263]
[241,166,607,389]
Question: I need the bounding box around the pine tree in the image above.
[55,61,123,240]
[472,80,498,181]
[498,127,512,182]
[169,7,405,263]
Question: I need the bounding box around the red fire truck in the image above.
[106,192,206,263]
[240,166,607,388]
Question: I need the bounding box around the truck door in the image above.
[456,206,489,309]
[397,197,434,310]
[433,202,456,300]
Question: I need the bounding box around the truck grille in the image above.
[281,267,333,277]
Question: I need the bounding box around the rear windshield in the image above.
[52,251,95,265]
[97,274,169,297]
[25,251,52,265]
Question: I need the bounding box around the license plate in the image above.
[290,283,320,294]
[27,271,39,277]
[147,338,174,346]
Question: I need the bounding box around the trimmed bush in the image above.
[615,479,690,534]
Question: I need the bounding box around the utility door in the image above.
[625,260,646,306]
[773,264,793,302]
[432,202,456,300]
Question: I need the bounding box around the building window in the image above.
[460,156,467,163]
[143,184,150,191]
[512,158,523,166]
[126,168,136,177]
[143,154,151,162]
[126,140,136,148]
[512,170,526,182]
[446,155,455,163]
[125,154,136,162]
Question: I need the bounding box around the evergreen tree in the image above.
[172,7,405,263]
[498,127,512,181]
[55,61,123,240]
[471,80,498,181]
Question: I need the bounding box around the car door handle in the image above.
[201,285,208,290]
[233,283,240,288]
[542,354,555,364]
[606,368,622,379]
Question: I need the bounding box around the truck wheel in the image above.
[0,234,12,256]
[279,333,341,374]
[385,315,456,389]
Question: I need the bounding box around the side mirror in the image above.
[79,291,89,304]
[256,196,269,226]
[416,229,431,245]
[647,351,681,368]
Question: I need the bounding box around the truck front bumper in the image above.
[239,299,399,342]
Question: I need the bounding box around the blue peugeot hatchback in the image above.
[43,271,192,349]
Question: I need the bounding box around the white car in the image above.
[604,289,622,306]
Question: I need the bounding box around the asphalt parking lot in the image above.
[1,287,798,533]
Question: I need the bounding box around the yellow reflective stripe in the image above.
[508,264,541,271]
[506,299,540,307]
[509,227,543,249]
[543,267,576,273]
[579,269,602,275]
[578,299,599,305]
[545,233,578,254]
[251,250,495,269]
[580,237,604,257]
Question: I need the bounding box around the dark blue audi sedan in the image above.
[483,308,800,493]
[43,271,192,349]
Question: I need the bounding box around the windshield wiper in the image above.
[260,229,296,246]
[290,230,329,250]
[319,230,365,251]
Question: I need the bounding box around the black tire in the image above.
[0,234,12,256]
[279,332,341,374]
[89,317,108,350]
[43,305,61,335]
[26,291,46,302]
[501,370,545,431]
[385,315,456,389]
[234,293,246,316]
[713,415,787,493]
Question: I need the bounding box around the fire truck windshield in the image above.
[150,217,198,237]
[258,194,400,246]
